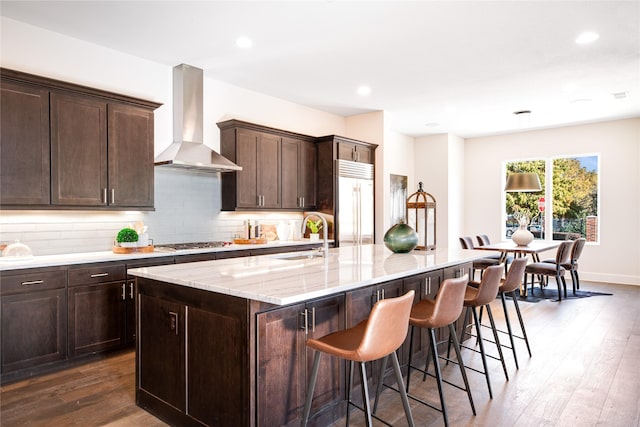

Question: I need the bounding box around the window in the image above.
[504,154,599,242]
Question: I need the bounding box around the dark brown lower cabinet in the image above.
[68,281,127,356]
[256,295,345,427]
[0,267,67,383]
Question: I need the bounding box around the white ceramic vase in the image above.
[512,227,534,246]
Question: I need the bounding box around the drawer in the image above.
[68,263,126,286]
[0,268,67,295]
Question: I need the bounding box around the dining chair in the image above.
[544,237,586,294]
[476,234,512,274]
[524,241,573,300]
[459,236,500,280]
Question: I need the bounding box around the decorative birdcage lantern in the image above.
[406,182,436,250]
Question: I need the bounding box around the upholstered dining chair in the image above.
[459,236,500,280]
[476,234,512,274]
[524,240,573,300]
[544,238,586,294]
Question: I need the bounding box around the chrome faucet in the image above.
[301,212,328,256]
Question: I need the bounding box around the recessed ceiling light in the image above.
[612,91,628,100]
[236,36,253,48]
[357,86,371,96]
[575,31,599,44]
[424,122,439,127]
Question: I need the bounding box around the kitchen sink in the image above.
[270,250,325,261]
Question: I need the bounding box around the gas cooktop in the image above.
[155,241,232,251]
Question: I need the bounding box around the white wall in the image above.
[381,128,415,239]
[465,118,640,285]
[414,134,452,248]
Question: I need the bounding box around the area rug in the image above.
[509,288,612,303]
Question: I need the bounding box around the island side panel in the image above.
[136,277,255,426]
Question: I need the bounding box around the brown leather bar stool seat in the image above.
[301,291,415,427]
[497,257,531,369]
[457,265,508,399]
[383,275,475,427]
[524,240,572,300]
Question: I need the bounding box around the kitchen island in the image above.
[128,244,484,427]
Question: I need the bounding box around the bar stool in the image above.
[301,290,415,427]
[377,275,475,427]
[497,257,531,369]
[457,265,508,399]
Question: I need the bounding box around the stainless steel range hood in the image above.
[154,64,241,172]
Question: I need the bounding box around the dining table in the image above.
[475,240,561,263]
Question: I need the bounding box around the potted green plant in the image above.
[116,227,139,248]
[307,219,323,241]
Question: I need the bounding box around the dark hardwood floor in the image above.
[1,282,638,427]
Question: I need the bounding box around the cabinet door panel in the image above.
[51,93,107,206]
[187,306,246,426]
[236,129,259,207]
[281,138,299,209]
[108,104,154,207]
[299,139,317,208]
[258,132,281,208]
[138,294,185,411]
[0,81,51,205]
[306,296,345,413]
[257,303,305,427]
[68,282,125,356]
[1,288,67,373]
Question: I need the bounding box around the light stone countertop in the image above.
[0,240,320,271]
[128,244,486,305]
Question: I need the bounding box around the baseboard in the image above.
[581,272,640,286]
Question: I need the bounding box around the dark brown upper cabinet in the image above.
[281,136,316,210]
[0,80,51,205]
[0,68,161,210]
[219,120,316,211]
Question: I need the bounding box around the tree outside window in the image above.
[504,155,599,242]
[552,155,598,242]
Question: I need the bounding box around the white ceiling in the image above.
[2,1,639,137]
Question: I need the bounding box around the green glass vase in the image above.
[384,222,419,253]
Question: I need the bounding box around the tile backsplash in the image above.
[0,168,303,256]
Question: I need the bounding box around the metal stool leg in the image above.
[301,351,322,426]
[358,362,373,427]
[486,305,509,381]
[471,306,493,399]
[448,323,476,415]
[428,328,449,427]
[512,290,532,357]
[500,292,519,369]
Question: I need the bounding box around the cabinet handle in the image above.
[301,310,309,334]
[311,307,316,333]
[301,196,305,207]
[169,311,178,335]
[90,272,109,278]
[121,284,126,300]
[102,188,107,204]
[111,189,115,204]
[426,276,432,295]
[381,289,385,300]
[129,282,134,299]
[21,280,44,286]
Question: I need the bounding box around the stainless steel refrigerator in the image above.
[337,159,374,246]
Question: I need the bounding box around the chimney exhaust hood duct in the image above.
[154,64,241,173]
